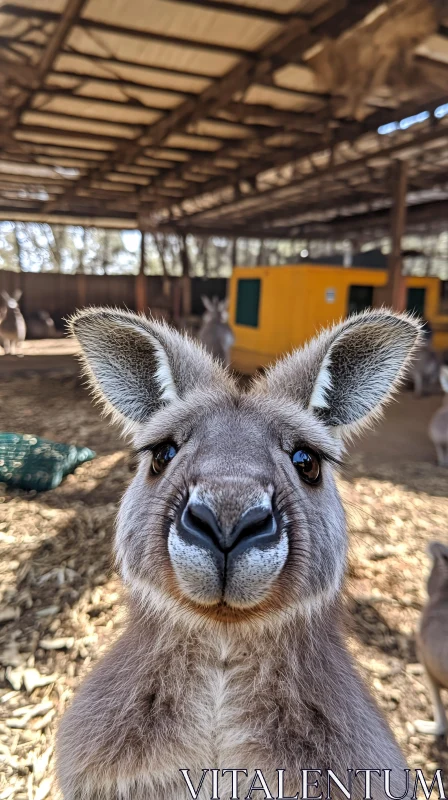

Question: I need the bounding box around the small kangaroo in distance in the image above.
[428,366,448,466]
[57,308,420,800]
[415,541,448,737]
[198,295,235,366]
[412,342,440,397]
[0,290,26,355]
[27,309,58,339]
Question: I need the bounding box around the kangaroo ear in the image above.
[439,366,448,393]
[70,308,225,434]
[201,295,214,313]
[428,541,448,562]
[258,310,421,441]
[13,289,22,302]
[1,291,10,302]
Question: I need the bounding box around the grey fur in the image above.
[0,290,26,355]
[198,296,235,366]
[414,541,448,736]
[412,343,440,397]
[428,366,448,466]
[57,308,421,800]
[27,310,57,339]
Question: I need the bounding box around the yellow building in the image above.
[228,264,448,374]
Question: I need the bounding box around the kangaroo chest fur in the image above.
[57,615,406,800]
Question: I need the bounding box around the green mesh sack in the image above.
[0,433,95,492]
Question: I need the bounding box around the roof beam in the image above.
[32,89,170,116]
[6,0,88,104]
[14,124,122,145]
[221,102,324,129]
[1,6,255,59]
[59,48,217,81]
[157,0,303,24]
[45,70,196,99]
[32,0,88,87]
[16,143,110,159]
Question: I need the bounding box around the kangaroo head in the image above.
[427,541,448,597]
[72,308,420,629]
[38,310,52,322]
[202,295,229,324]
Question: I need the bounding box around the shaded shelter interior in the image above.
[0,0,447,243]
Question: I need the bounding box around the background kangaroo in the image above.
[428,366,448,466]
[26,309,58,340]
[57,308,420,800]
[0,290,26,355]
[198,295,235,366]
[412,341,440,397]
[415,541,448,737]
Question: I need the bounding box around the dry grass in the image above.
[0,375,446,799]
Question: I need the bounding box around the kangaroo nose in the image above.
[179,500,278,561]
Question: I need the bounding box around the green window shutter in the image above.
[235,278,261,327]
[347,285,374,315]
[406,287,426,318]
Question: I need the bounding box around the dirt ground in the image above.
[0,371,447,800]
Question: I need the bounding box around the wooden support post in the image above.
[387,159,409,312]
[231,237,238,268]
[135,231,147,313]
[173,279,182,326]
[179,234,192,319]
[76,272,87,308]
[182,276,192,319]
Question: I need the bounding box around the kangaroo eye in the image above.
[292,448,321,485]
[151,442,178,475]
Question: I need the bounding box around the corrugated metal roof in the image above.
[0,0,447,237]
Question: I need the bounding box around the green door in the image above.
[406,287,426,318]
[235,278,261,327]
[347,285,374,315]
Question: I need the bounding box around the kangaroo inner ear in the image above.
[70,308,223,433]
[309,312,421,434]
[72,311,174,430]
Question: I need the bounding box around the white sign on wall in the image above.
[325,288,336,303]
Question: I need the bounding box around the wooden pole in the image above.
[388,159,408,312]
[135,231,147,313]
[173,279,182,326]
[179,234,192,319]
[231,237,238,268]
[76,273,87,308]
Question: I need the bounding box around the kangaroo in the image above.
[0,290,26,355]
[198,296,235,367]
[414,541,448,737]
[428,366,448,466]
[57,308,420,800]
[27,309,57,339]
[412,342,440,397]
